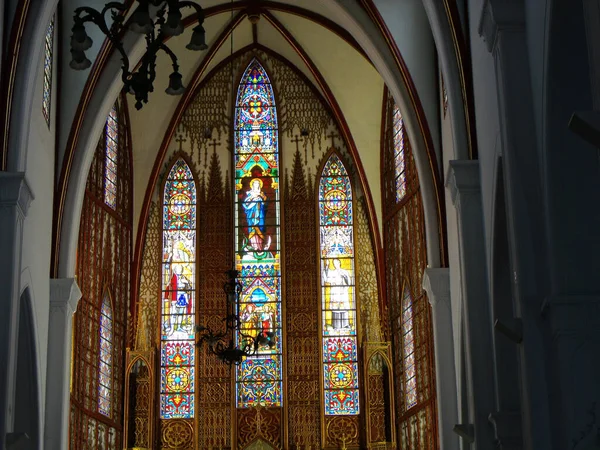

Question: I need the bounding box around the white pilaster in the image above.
[44,278,81,450]
[446,160,496,450]
[479,1,552,448]
[0,172,33,446]
[423,268,459,450]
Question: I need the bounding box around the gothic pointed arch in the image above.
[98,288,115,417]
[233,57,283,408]
[382,90,438,448]
[159,155,197,420]
[318,150,361,418]
[70,94,132,449]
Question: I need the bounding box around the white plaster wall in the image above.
[19,12,60,432]
[440,74,464,401]
[373,0,441,174]
[524,0,550,172]
[467,0,501,272]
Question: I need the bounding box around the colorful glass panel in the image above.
[42,15,55,126]
[319,154,359,415]
[98,293,113,417]
[393,105,407,202]
[234,59,282,408]
[104,105,119,209]
[402,287,417,409]
[160,159,196,419]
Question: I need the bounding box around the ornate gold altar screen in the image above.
[119,52,437,450]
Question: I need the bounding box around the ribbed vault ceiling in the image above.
[128,1,384,240]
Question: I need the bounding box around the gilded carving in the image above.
[161,419,194,449]
[238,407,282,449]
[356,198,382,342]
[136,201,160,350]
[326,416,359,447]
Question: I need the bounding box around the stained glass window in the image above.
[160,159,196,419]
[42,15,55,126]
[319,154,360,415]
[392,105,407,202]
[98,292,113,417]
[401,287,417,410]
[234,59,282,408]
[104,105,119,209]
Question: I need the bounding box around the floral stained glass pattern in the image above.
[160,159,196,419]
[98,293,113,417]
[104,106,119,209]
[402,288,417,410]
[393,105,407,202]
[234,59,282,408]
[320,154,360,415]
[42,15,55,126]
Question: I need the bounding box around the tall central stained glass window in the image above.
[160,159,196,419]
[320,154,360,415]
[234,59,282,407]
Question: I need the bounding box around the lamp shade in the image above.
[186,25,207,51]
[69,49,92,70]
[162,9,184,36]
[70,24,93,51]
[165,72,185,95]
[130,3,153,34]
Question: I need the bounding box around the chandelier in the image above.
[69,0,208,110]
[195,269,276,365]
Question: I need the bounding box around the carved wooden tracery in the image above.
[382,90,438,449]
[127,49,389,449]
[70,96,132,450]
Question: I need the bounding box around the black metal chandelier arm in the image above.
[178,0,205,23]
[73,3,127,35]
[157,42,180,71]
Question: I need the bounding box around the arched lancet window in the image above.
[42,15,55,126]
[98,291,113,417]
[382,88,437,447]
[104,105,119,209]
[234,59,282,407]
[160,158,196,419]
[392,105,407,202]
[319,153,360,415]
[401,285,417,410]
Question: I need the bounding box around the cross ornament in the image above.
[327,131,339,149]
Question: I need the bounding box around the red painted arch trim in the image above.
[262,10,388,327]
[130,11,247,323]
[52,2,372,277]
[0,0,32,170]
[359,0,448,267]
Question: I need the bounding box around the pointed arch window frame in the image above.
[233,57,284,408]
[98,287,114,418]
[318,150,361,416]
[400,279,417,411]
[42,14,55,126]
[159,155,198,420]
[104,103,120,209]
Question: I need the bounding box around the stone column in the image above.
[0,173,33,445]
[423,268,459,450]
[44,278,81,450]
[479,1,553,448]
[446,160,496,450]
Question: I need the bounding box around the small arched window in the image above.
[233,58,282,408]
[42,15,55,126]
[160,158,196,419]
[392,105,407,202]
[401,286,417,410]
[98,291,114,417]
[319,153,360,416]
[104,105,119,209]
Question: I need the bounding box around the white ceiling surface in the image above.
[129,2,384,244]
